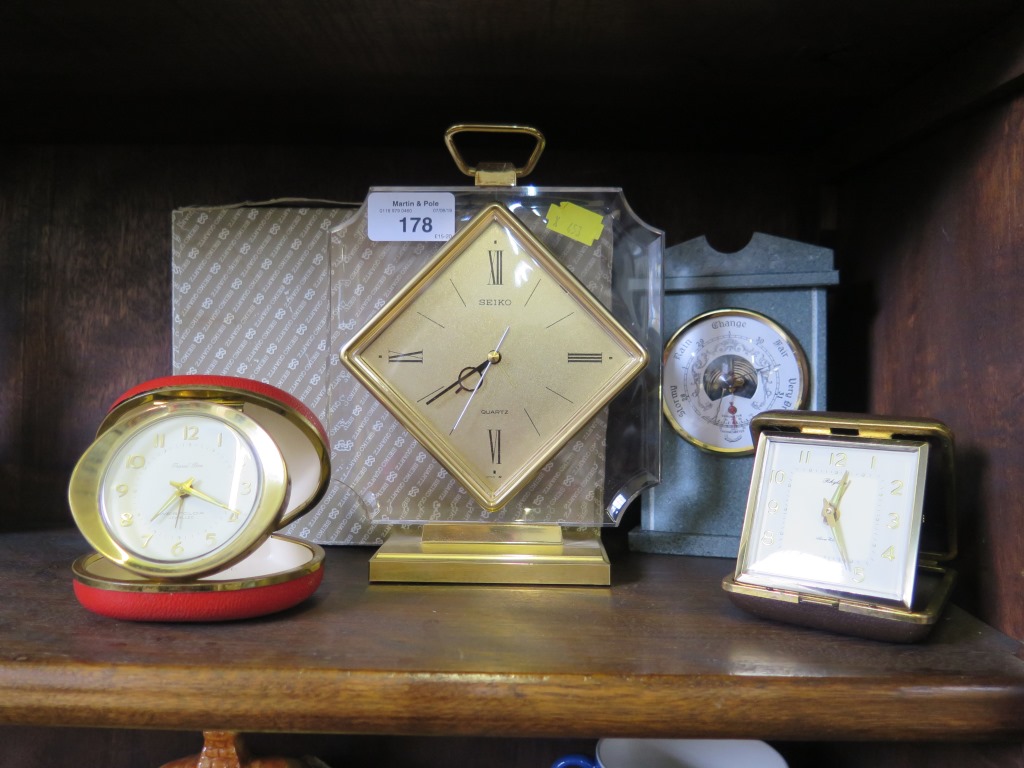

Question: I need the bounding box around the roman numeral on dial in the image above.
[568,352,603,363]
[388,350,424,363]
[488,429,502,464]
[488,250,503,285]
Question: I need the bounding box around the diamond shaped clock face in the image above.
[340,203,648,511]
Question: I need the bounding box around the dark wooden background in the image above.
[3,2,1024,766]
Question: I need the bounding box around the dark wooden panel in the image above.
[819,4,1024,172]
[1,1,1020,149]
[834,91,1024,640]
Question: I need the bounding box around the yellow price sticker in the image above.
[546,202,604,246]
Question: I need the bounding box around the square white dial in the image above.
[736,432,929,608]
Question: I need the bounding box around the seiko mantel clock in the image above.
[332,124,663,584]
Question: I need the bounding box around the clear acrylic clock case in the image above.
[329,183,663,529]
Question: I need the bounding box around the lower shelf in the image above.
[1,529,1023,741]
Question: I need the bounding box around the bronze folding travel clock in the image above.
[723,410,958,642]
[332,125,663,584]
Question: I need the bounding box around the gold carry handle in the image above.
[444,123,546,186]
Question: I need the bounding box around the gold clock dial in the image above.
[341,203,648,511]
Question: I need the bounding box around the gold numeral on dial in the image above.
[568,352,603,364]
[881,545,896,561]
[890,479,904,496]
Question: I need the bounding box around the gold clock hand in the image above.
[822,471,852,570]
[173,495,187,529]
[170,479,241,517]
[150,479,193,522]
[451,326,510,434]
[830,470,851,509]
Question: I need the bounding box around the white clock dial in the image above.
[736,432,929,608]
[662,308,808,454]
[70,399,290,579]
[100,412,263,563]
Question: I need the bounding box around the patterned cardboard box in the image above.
[171,203,388,545]
[172,193,661,546]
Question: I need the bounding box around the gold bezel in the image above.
[747,410,957,561]
[340,202,648,511]
[71,535,324,593]
[721,564,956,643]
[99,380,329,527]
[68,400,290,580]
[661,308,810,456]
[735,430,929,608]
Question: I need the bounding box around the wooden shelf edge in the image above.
[1,657,1023,740]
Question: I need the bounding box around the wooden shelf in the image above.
[3,530,1023,741]
[6,3,1024,764]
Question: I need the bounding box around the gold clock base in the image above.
[368,524,610,585]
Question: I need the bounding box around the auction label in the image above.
[367,192,456,242]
